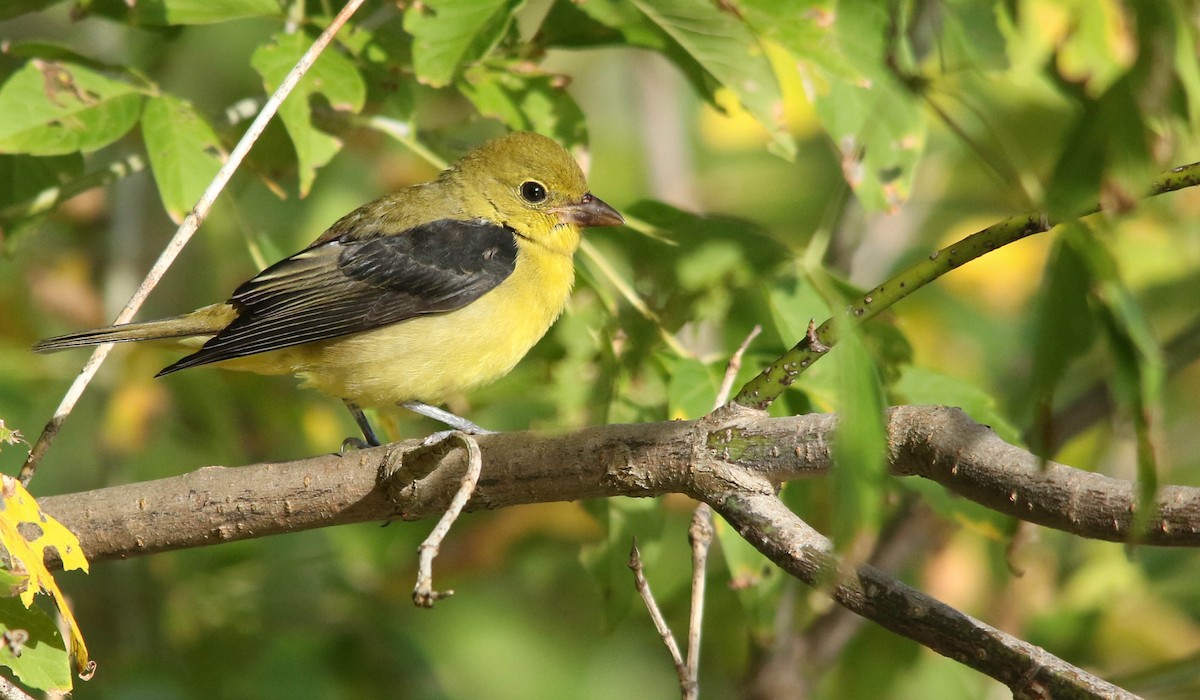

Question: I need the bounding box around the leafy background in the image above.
[2,0,1200,698]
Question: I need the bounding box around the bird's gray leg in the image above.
[342,400,383,450]
[401,401,495,445]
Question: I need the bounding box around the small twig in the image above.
[714,325,762,409]
[685,504,713,685]
[733,160,1200,412]
[412,433,482,608]
[18,0,369,486]
[682,325,763,693]
[629,539,694,698]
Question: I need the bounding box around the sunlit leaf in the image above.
[0,60,142,156]
[0,596,71,692]
[251,31,366,197]
[458,67,586,149]
[141,94,226,223]
[80,0,281,25]
[404,0,522,88]
[0,476,91,682]
[631,0,795,158]
[739,0,924,210]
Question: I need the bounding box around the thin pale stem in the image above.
[19,0,369,485]
[629,540,694,699]
[412,433,482,607]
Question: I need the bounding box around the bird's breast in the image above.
[285,243,576,407]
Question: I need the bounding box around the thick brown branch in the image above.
[707,488,1136,699]
[38,405,1194,697]
[887,406,1200,545]
[36,406,1200,566]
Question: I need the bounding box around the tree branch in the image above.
[38,404,1196,696]
[708,488,1134,699]
[38,406,1200,567]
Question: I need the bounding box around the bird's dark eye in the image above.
[520,181,547,203]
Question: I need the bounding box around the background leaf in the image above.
[0,60,142,156]
[141,94,226,222]
[251,31,366,197]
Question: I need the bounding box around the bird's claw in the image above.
[339,436,372,455]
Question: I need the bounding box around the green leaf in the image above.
[933,0,1008,71]
[665,356,718,420]
[1073,232,1164,538]
[141,94,226,223]
[712,514,781,641]
[458,68,587,149]
[1046,77,1153,220]
[80,0,281,25]
[743,0,923,210]
[631,0,795,158]
[1026,228,1097,438]
[251,32,366,197]
[0,60,143,156]
[404,0,523,88]
[830,327,888,549]
[1170,1,1200,132]
[579,498,665,629]
[0,597,72,692]
[538,0,647,48]
[0,0,69,22]
[763,273,831,351]
[0,153,83,211]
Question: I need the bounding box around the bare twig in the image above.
[714,325,762,409]
[19,0,369,486]
[412,433,482,607]
[636,324,762,696]
[629,539,694,698]
[685,504,713,686]
[685,324,761,680]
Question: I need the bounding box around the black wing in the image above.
[157,218,518,375]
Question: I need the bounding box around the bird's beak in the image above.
[553,193,624,228]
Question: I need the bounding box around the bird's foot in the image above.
[339,436,373,455]
[400,401,496,440]
[418,427,496,448]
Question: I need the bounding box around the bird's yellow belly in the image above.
[227,247,575,408]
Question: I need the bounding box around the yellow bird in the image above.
[34,132,624,446]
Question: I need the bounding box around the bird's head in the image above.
[454,132,624,256]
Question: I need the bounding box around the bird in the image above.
[34,131,624,447]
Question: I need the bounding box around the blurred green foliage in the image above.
[1,0,1200,697]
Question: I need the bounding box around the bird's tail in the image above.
[32,304,234,353]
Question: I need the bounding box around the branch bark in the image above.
[37,405,1200,696]
[38,406,1200,564]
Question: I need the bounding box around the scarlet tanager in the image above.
[34,131,624,446]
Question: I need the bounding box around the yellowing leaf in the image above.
[0,476,92,682]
